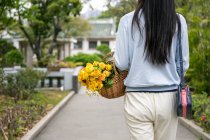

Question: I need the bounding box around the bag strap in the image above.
[177,23,185,88]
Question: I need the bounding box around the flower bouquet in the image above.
[78,60,128,99]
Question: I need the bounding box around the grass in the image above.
[27,90,70,111]
[0,90,69,116]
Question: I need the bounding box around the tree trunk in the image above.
[35,48,43,67]
[48,17,61,55]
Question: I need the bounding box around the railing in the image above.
[2,67,79,91]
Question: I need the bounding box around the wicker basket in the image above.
[99,63,128,99]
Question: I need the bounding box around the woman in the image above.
[114,0,189,140]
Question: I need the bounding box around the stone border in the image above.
[179,117,210,140]
[21,91,75,140]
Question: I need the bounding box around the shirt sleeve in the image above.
[114,18,129,71]
[181,16,190,74]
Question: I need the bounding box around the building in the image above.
[72,18,116,56]
[2,18,116,67]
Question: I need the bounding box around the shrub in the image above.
[192,93,210,133]
[0,101,46,139]
[0,40,17,67]
[4,68,46,101]
[0,39,16,57]
[176,0,210,95]
[64,53,102,66]
[96,44,111,56]
[4,50,24,67]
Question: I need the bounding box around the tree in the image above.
[62,17,91,37]
[12,0,82,66]
[98,0,137,27]
[0,39,17,67]
[46,0,82,55]
[0,0,16,36]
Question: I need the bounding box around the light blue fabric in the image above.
[114,11,189,92]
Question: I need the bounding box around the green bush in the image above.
[64,53,102,66]
[4,50,24,67]
[0,39,16,57]
[192,93,210,133]
[4,68,46,101]
[0,39,17,67]
[96,44,111,56]
[176,0,210,95]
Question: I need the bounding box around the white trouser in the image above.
[124,92,178,140]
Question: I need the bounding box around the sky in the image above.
[80,0,119,18]
[81,0,108,14]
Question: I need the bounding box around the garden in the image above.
[0,0,209,139]
[0,38,111,139]
[0,68,69,139]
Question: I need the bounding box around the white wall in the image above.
[71,38,116,56]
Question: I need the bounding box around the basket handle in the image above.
[103,52,121,75]
[103,52,114,62]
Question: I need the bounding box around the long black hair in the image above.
[132,0,181,65]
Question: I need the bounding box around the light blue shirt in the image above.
[114,11,189,92]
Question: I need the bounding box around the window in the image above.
[74,41,82,49]
[101,41,109,46]
[89,41,97,49]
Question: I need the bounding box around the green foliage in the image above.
[96,44,111,56]
[64,53,102,66]
[4,50,24,66]
[0,40,17,67]
[0,0,16,32]
[98,0,137,27]
[176,0,210,95]
[62,17,91,37]
[5,0,82,66]
[4,68,46,101]
[192,93,210,133]
[0,39,16,56]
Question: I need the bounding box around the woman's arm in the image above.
[114,18,129,71]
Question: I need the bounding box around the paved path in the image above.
[34,88,198,140]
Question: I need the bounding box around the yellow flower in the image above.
[98,83,103,89]
[88,81,98,91]
[103,70,110,77]
[85,63,94,73]
[99,62,106,69]
[89,77,96,81]
[106,64,112,71]
[78,70,88,81]
[93,61,99,66]
[86,63,93,67]
[90,69,101,77]
[85,66,94,73]
[81,81,86,86]
[99,74,106,81]
[78,75,82,82]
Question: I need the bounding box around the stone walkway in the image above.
[34,87,198,140]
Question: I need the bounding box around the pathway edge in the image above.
[21,91,75,140]
[179,117,210,140]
